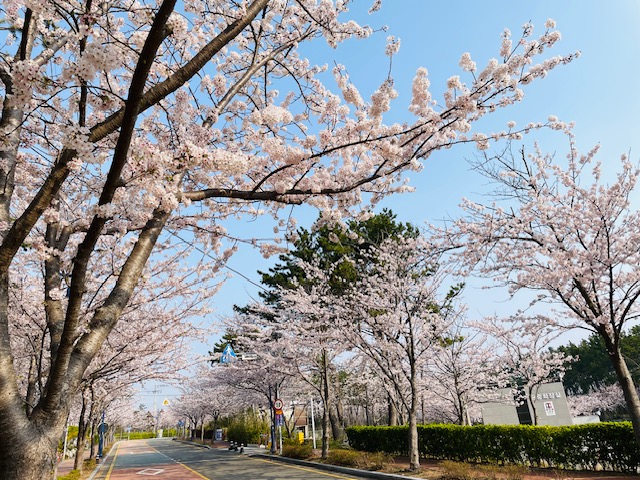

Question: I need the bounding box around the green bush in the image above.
[226,409,269,445]
[346,422,640,473]
[126,431,155,440]
[342,425,407,455]
[282,443,313,459]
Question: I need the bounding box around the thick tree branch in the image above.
[39,0,180,417]
[89,0,270,143]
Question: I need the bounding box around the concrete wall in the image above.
[482,382,572,426]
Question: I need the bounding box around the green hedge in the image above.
[124,431,156,440]
[346,422,640,473]
[226,410,269,445]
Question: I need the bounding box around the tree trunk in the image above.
[388,394,398,426]
[74,394,88,471]
[336,398,345,427]
[609,346,640,446]
[408,353,420,471]
[0,305,68,479]
[528,385,539,426]
[89,418,98,459]
[408,380,420,471]
[321,402,330,458]
[25,354,38,417]
[0,433,59,480]
[321,349,331,459]
[0,396,66,479]
[329,405,343,441]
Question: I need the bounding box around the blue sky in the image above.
[166,1,640,372]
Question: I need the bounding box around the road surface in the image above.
[91,438,369,479]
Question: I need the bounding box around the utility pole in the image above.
[152,387,159,435]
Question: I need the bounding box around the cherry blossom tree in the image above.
[427,322,500,425]
[334,356,393,426]
[233,279,348,458]
[71,300,204,470]
[440,131,640,441]
[250,232,459,468]
[213,346,294,409]
[554,327,640,395]
[0,0,575,475]
[6,240,209,471]
[474,314,571,425]
[339,236,461,471]
[567,383,627,419]
[170,366,242,442]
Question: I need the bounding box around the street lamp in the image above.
[212,409,220,445]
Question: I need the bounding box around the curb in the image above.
[172,438,212,449]
[87,440,121,480]
[249,453,422,480]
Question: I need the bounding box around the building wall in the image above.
[529,381,572,426]
[481,382,573,426]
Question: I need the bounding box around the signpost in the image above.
[220,344,237,364]
[273,398,284,454]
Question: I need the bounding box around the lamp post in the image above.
[97,410,106,460]
[212,409,220,445]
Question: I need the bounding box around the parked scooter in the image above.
[228,441,244,453]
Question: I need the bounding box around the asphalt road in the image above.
[91,438,369,480]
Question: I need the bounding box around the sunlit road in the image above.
[92,438,368,479]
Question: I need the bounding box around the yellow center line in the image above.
[251,457,357,479]
[104,443,120,480]
[105,441,211,480]
[179,462,211,479]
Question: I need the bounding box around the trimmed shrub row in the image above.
[346,422,640,473]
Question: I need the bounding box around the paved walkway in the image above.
[56,450,95,478]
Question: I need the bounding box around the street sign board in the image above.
[275,408,283,415]
[220,344,237,364]
[273,398,284,410]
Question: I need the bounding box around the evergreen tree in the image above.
[555,326,640,395]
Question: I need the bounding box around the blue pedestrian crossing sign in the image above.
[220,344,237,364]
